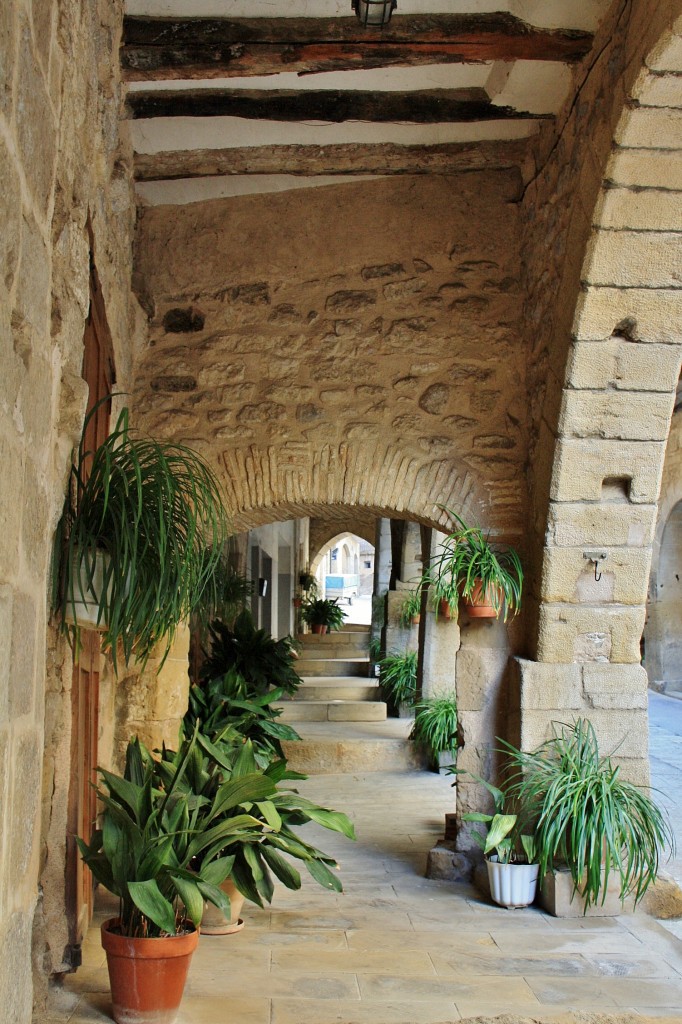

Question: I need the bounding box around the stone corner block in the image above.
[512,657,583,711]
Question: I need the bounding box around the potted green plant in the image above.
[378,650,417,716]
[200,610,302,696]
[54,406,228,670]
[503,718,674,914]
[300,597,345,634]
[155,735,356,934]
[426,510,523,621]
[76,727,270,1024]
[410,692,458,771]
[452,768,538,909]
[399,588,422,627]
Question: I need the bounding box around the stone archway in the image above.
[515,9,682,793]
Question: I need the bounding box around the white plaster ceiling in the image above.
[124,0,611,206]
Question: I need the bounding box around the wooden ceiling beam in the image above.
[127,87,546,122]
[122,14,593,81]
[133,140,534,182]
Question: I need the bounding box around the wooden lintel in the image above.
[134,140,533,182]
[127,88,546,123]
[122,14,593,80]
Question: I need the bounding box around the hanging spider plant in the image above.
[378,650,418,714]
[426,509,523,621]
[409,692,458,768]
[54,406,229,671]
[502,718,674,909]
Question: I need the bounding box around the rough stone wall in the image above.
[645,407,682,690]
[0,0,140,1016]
[132,173,528,541]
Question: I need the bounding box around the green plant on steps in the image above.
[194,556,253,630]
[425,508,523,621]
[502,718,674,908]
[410,692,458,769]
[200,610,302,696]
[300,597,345,632]
[378,650,418,715]
[185,667,301,768]
[54,405,228,670]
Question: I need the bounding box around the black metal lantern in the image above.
[352,0,397,27]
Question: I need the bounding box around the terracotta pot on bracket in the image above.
[101,918,198,1024]
[410,613,421,625]
[201,877,246,935]
[292,597,302,608]
[311,623,327,635]
[463,580,499,619]
[438,599,455,620]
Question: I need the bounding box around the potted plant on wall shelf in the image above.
[426,510,523,621]
[300,597,345,634]
[399,588,423,627]
[378,649,418,717]
[453,768,539,909]
[54,405,228,670]
[503,718,673,915]
[77,728,270,1024]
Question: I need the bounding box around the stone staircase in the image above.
[278,625,421,773]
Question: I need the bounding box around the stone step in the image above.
[297,644,369,661]
[294,657,369,677]
[281,720,424,774]
[289,679,381,701]
[299,632,369,650]
[274,699,387,723]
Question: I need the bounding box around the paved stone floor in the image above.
[649,691,682,885]
[46,769,682,1024]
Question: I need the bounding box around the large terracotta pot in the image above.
[201,877,246,935]
[463,580,499,618]
[311,623,327,634]
[101,918,198,1024]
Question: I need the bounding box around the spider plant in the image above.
[54,406,228,670]
[503,718,674,909]
[410,692,458,768]
[398,588,422,627]
[378,650,418,715]
[426,509,522,621]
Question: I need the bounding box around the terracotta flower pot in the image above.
[438,599,455,620]
[463,580,499,618]
[311,623,327,634]
[410,613,421,625]
[292,597,302,608]
[201,878,246,935]
[101,918,198,1024]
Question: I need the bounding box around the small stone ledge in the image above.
[425,839,474,881]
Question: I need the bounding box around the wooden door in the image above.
[65,253,114,962]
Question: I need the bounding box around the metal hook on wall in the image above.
[583,550,607,583]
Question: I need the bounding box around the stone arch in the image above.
[310,530,367,578]
[513,11,682,785]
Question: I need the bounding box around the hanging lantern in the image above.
[352,0,397,28]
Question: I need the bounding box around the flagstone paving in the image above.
[43,769,682,1024]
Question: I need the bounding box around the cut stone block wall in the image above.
[0,0,139,1017]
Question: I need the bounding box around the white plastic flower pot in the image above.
[486,856,539,908]
[64,549,111,631]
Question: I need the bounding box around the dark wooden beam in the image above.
[127,88,545,122]
[134,140,534,182]
[122,14,593,81]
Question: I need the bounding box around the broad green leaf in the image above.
[170,875,204,927]
[255,800,282,832]
[484,814,517,856]
[128,879,177,935]
[306,858,343,893]
[261,846,302,891]
[200,855,235,886]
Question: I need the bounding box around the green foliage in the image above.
[55,406,228,671]
[368,635,382,662]
[450,767,536,865]
[503,718,674,908]
[398,588,422,627]
[424,508,523,621]
[379,650,418,714]
[300,598,345,631]
[200,610,302,696]
[76,728,266,938]
[185,669,301,767]
[298,571,318,597]
[194,556,253,629]
[156,736,356,907]
[410,692,458,766]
